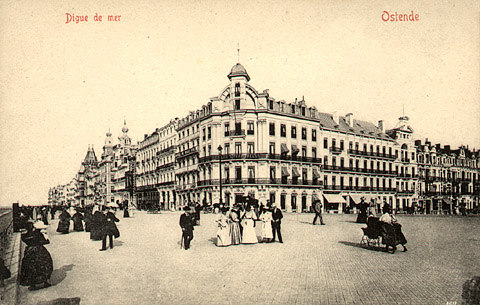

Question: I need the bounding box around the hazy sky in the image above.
[0,0,479,205]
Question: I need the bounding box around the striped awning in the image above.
[281,167,290,176]
[442,197,453,205]
[291,145,299,153]
[281,143,289,154]
[292,167,300,177]
[313,168,320,179]
[349,194,365,204]
[323,194,346,204]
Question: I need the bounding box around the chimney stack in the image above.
[144,134,148,139]
[378,120,385,133]
[444,145,451,151]
[414,140,422,147]
[435,143,441,151]
[345,113,354,127]
[332,111,339,125]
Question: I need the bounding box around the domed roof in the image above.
[228,63,250,81]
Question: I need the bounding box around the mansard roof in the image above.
[316,113,392,140]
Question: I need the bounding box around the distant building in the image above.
[416,140,479,214]
[76,145,99,206]
[135,119,177,210]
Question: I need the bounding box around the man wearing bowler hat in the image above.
[271,202,283,243]
[179,206,195,250]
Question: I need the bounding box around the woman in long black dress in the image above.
[72,209,84,232]
[84,207,92,232]
[56,208,71,234]
[20,222,53,290]
[356,198,368,223]
[90,206,105,240]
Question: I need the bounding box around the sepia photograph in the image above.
[0,0,479,304]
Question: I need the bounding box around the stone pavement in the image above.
[17,212,480,305]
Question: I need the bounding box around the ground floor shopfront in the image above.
[136,185,176,211]
[176,183,416,214]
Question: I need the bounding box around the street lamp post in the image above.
[218,145,223,206]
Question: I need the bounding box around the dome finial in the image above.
[228,62,250,81]
[237,42,240,63]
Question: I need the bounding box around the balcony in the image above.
[347,149,396,160]
[225,129,245,137]
[322,186,396,192]
[329,147,343,154]
[197,178,323,187]
[175,147,198,158]
[397,189,415,195]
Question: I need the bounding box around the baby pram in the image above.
[361,217,406,253]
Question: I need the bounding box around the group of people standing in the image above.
[56,205,121,251]
[215,201,283,247]
[15,204,128,291]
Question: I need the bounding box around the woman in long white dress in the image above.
[260,207,273,243]
[241,205,258,244]
[216,208,231,247]
[229,206,242,245]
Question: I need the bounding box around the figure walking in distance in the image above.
[312,200,325,225]
[179,206,194,250]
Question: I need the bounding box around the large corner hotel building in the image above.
[134,63,479,213]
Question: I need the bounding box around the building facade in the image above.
[49,63,480,214]
[416,140,479,214]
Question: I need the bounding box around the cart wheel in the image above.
[360,236,368,248]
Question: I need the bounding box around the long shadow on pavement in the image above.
[338,240,368,250]
[38,297,81,305]
[50,264,74,286]
[113,240,124,247]
[208,237,217,246]
[338,241,387,253]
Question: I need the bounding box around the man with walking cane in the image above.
[179,206,194,250]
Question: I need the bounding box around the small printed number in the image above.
[446,302,457,305]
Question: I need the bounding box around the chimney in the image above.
[425,138,431,146]
[345,113,354,127]
[444,145,450,151]
[414,140,422,147]
[378,120,385,133]
[144,134,148,139]
[332,111,339,125]
[435,144,441,151]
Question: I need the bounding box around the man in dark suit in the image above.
[271,203,283,243]
[179,206,195,250]
[312,200,325,225]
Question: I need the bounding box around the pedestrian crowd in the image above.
[12,203,127,291]
[181,199,284,250]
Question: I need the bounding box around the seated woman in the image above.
[379,204,407,253]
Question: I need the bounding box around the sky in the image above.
[0,0,479,205]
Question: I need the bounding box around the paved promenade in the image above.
[18,211,480,305]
